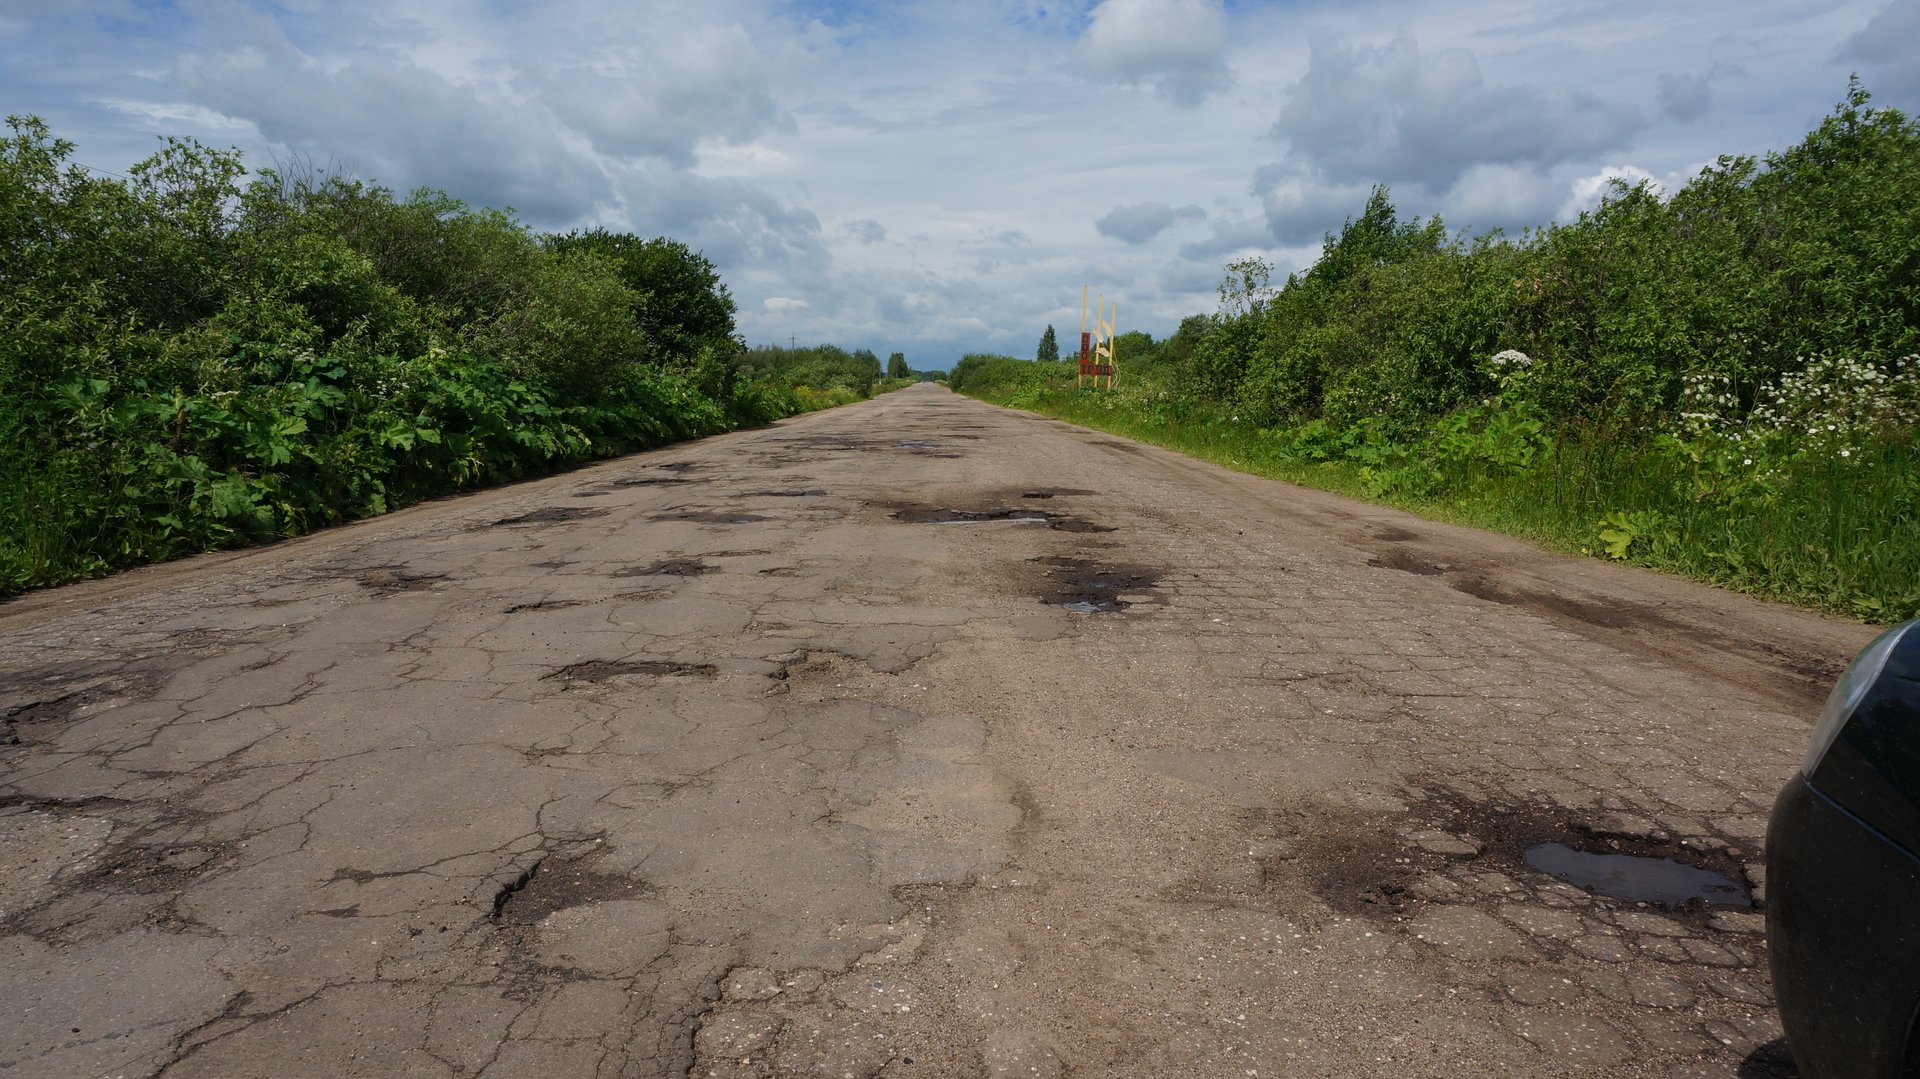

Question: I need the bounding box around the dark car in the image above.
[1767,617,1920,1079]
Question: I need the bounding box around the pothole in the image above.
[1524,843,1751,908]
[890,505,1115,532]
[544,660,717,684]
[504,599,586,613]
[1031,556,1158,613]
[743,489,827,498]
[1048,518,1117,534]
[490,507,612,527]
[3,695,82,746]
[1294,785,1755,921]
[653,510,770,525]
[613,558,711,577]
[607,477,694,488]
[492,851,654,925]
[895,507,1053,526]
[1367,550,1445,576]
[357,567,450,595]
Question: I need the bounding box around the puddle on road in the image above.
[1524,842,1752,908]
[1033,555,1159,614]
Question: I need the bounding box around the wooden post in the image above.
[1078,286,1089,389]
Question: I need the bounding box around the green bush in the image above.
[0,114,911,596]
[952,84,1920,621]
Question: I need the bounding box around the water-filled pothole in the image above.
[1524,843,1751,908]
[1032,556,1158,613]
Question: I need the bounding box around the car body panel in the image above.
[1767,776,1920,1079]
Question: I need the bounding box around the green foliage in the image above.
[542,228,738,364]
[1037,324,1059,362]
[739,344,886,402]
[0,115,884,596]
[886,352,910,379]
[947,85,1920,621]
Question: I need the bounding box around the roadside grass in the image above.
[971,383,1918,624]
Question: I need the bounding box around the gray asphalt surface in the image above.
[0,383,1877,1077]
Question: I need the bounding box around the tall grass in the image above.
[980,381,1917,622]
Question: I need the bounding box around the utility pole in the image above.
[789,335,796,351]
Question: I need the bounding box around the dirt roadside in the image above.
[0,383,1875,1076]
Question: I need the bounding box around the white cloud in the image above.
[1272,34,1646,192]
[544,22,793,166]
[1250,164,1372,245]
[0,0,1901,364]
[1657,72,1714,122]
[840,219,887,244]
[1176,214,1271,263]
[177,39,611,225]
[1838,0,1920,104]
[1095,201,1205,244]
[1076,0,1230,107]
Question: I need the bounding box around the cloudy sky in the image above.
[6,0,1916,367]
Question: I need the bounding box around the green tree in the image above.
[886,352,909,379]
[1037,324,1059,361]
[543,229,737,363]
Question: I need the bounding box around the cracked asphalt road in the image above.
[0,383,1879,1077]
